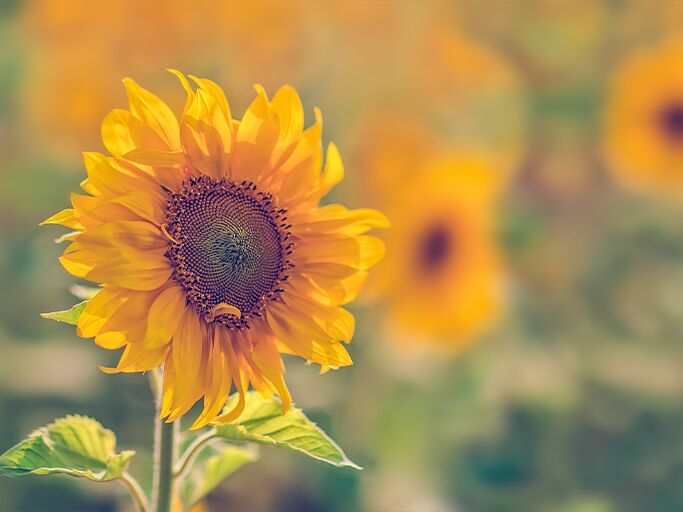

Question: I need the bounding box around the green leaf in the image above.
[40,300,88,325]
[0,415,134,482]
[215,392,361,469]
[180,444,256,507]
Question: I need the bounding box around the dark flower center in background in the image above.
[659,102,683,142]
[418,223,453,275]
[165,176,292,329]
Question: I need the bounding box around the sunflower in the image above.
[604,40,683,193]
[411,28,526,180]
[369,155,503,349]
[21,0,309,155]
[42,72,387,429]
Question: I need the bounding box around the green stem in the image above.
[148,367,163,401]
[120,471,150,512]
[153,420,176,512]
[150,368,176,512]
[173,429,218,478]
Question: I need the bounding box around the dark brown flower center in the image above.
[659,102,683,142]
[164,176,292,329]
[417,223,453,276]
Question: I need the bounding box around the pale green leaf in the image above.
[180,444,256,507]
[40,300,88,325]
[0,415,134,482]
[215,392,361,469]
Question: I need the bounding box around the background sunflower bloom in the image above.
[604,40,683,194]
[367,154,504,350]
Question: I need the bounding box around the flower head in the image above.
[604,40,683,194]
[43,72,387,428]
[367,152,503,350]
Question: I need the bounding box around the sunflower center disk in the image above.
[418,224,453,276]
[659,102,683,141]
[165,176,291,328]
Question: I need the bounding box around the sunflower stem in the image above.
[150,368,177,512]
[153,420,176,512]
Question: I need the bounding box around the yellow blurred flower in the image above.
[411,27,527,179]
[604,40,683,193]
[369,152,504,350]
[20,0,309,155]
[43,73,387,428]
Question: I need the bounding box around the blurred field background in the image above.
[3,1,683,511]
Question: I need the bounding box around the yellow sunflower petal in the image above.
[100,342,168,374]
[284,291,356,342]
[277,110,323,203]
[270,85,305,166]
[292,205,390,236]
[142,285,187,349]
[180,89,232,178]
[94,331,126,350]
[76,220,166,251]
[301,264,368,305]
[167,69,196,120]
[161,351,178,419]
[98,289,159,343]
[77,286,126,338]
[297,235,386,270]
[40,208,84,230]
[102,109,169,158]
[211,336,248,424]
[189,75,234,130]
[82,152,166,198]
[80,152,110,195]
[123,148,185,167]
[123,77,180,149]
[248,325,291,412]
[86,258,171,291]
[266,304,353,367]
[190,329,232,429]
[231,86,280,182]
[164,307,207,421]
[61,231,171,290]
[70,193,142,228]
[316,143,344,200]
[59,242,97,277]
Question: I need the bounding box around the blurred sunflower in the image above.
[370,155,504,349]
[21,0,199,153]
[604,40,683,193]
[21,0,310,155]
[43,72,387,428]
[412,27,527,179]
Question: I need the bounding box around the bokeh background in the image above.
[2,1,683,511]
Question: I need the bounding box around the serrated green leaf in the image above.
[0,415,134,482]
[215,392,361,469]
[40,300,88,325]
[181,444,256,507]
